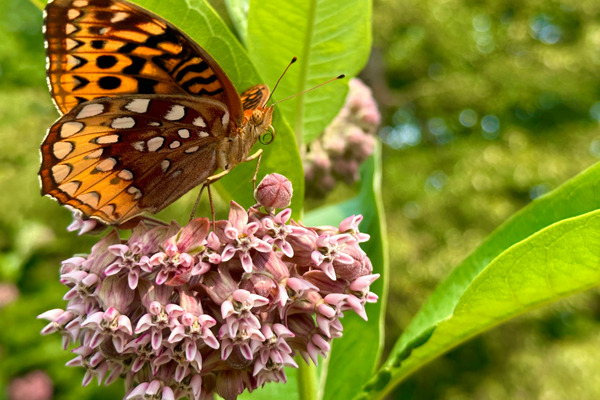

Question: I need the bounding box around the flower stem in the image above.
[297,358,318,400]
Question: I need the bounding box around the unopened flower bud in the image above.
[254,173,293,211]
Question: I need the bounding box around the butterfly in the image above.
[39,0,274,225]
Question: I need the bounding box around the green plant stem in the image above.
[297,358,318,400]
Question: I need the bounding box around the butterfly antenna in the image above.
[266,57,297,104]
[271,74,346,106]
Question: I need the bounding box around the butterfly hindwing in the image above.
[39,95,230,224]
[240,84,270,112]
[44,0,243,123]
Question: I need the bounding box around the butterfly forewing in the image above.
[44,0,243,122]
[40,94,229,224]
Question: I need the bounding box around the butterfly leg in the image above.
[188,168,232,226]
[188,149,262,225]
[243,149,263,191]
[189,183,209,222]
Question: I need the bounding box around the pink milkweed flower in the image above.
[41,173,379,400]
[126,380,175,400]
[221,201,272,273]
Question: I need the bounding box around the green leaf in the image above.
[360,161,600,399]
[224,0,250,44]
[246,0,372,144]
[304,142,388,400]
[123,0,305,215]
[27,0,44,10]
[238,367,298,399]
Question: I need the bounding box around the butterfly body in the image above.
[40,0,273,224]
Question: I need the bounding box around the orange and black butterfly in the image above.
[39,0,274,225]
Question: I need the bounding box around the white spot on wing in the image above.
[85,148,103,159]
[149,122,160,127]
[133,141,145,151]
[184,146,200,154]
[65,23,77,35]
[172,169,183,178]
[95,134,119,144]
[77,192,100,208]
[96,157,117,172]
[118,169,134,180]
[125,98,151,113]
[222,111,230,127]
[52,164,72,183]
[111,117,136,129]
[72,0,89,6]
[178,129,190,138]
[169,140,181,149]
[164,105,185,121]
[59,181,81,196]
[100,204,116,217]
[147,137,164,152]
[66,55,82,69]
[66,39,79,51]
[193,116,206,127]
[111,12,129,23]
[161,159,170,172]
[60,121,84,138]
[53,142,74,159]
[67,9,80,20]
[127,186,142,200]
[198,131,209,138]
[77,103,104,119]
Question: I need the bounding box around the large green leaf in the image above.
[224,0,250,43]
[359,161,600,399]
[304,142,388,400]
[246,0,372,144]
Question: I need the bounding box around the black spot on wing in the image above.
[98,76,122,90]
[136,77,158,94]
[91,40,106,49]
[97,55,118,69]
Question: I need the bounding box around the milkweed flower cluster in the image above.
[39,174,379,400]
[8,370,53,400]
[303,78,381,198]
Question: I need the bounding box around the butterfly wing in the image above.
[44,0,243,124]
[39,95,231,224]
[240,84,270,112]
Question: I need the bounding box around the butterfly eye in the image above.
[259,126,275,145]
[251,109,264,125]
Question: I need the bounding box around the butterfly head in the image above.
[247,106,275,145]
[240,83,275,146]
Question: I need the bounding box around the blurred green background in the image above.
[1,0,600,399]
